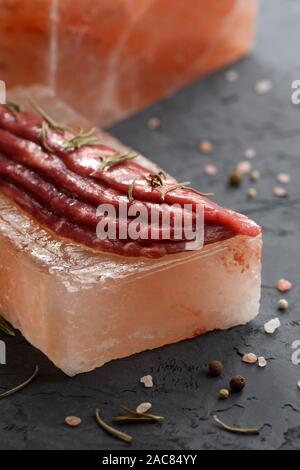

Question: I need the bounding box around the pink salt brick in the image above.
[0,0,258,126]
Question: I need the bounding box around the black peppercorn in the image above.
[208,360,224,377]
[229,171,243,187]
[230,375,246,392]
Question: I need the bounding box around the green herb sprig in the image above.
[113,405,164,423]
[40,122,54,152]
[146,171,166,189]
[62,127,102,150]
[0,315,15,337]
[128,178,138,203]
[95,408,132,444]
[98,152,137,171]
[6,102,21,113]
[0,365,39,399]
[160,181,214,200]
[30,100,69,133]
[213,415,260,435]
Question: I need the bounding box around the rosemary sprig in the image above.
[146,171,166,189]
[213,415,260,435]
[30,100,69,133]
[0,365,39,399]
[160,181,191,200]
[95,408,133,444]
[6,102,21,113]
[40,122,54,152]
[112,415,156,423]
[128,178,138,203]
[62,127,102,150]
[188,187,214,198]
[99,152,137,171]
[0,315,15,337]
[160,181,214,200]
[120,405,164,422]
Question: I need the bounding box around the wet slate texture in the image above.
[1,0,300,450]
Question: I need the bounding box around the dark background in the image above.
[1,0,300,450]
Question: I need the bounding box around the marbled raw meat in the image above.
[0,86,262,375]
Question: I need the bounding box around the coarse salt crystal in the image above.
[273,186,287,198]
[204,164,218,176]
[264,317,281,334]
[255,79,273,95]
[136,402,152,414]
[140,374,153,388]
[147,117,161,130]
[225,69,239,83]
[244,148,256,159]
[250,170,260,182]
[277,278,292,292]
[242,353,258,364]
[258,356,267,368]
[277,173,290,184]
[65,416,82,427]
[198,140,213,154]
[236,160,252,175]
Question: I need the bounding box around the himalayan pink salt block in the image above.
[0,86,262,376]
[0,0,257,126]
[0,0,51,87]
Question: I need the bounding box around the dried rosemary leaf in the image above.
[128,178,138,203]
[213,415,260,435]
[40,123,54,152]
[160,181,191,200]
[30,100,68,133]
[146,171,166,189]
[188,187,214,198]
[62,127,102,150]
[0,365,39,399]
[112,415,156,423]
[6,102,21,113]
[160,181,214,200]
[99,152,137,171]
[0,315,15,337]
[95,408,132,444]
[120,405,164,422]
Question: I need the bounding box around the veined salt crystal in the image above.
[242,353,257,364]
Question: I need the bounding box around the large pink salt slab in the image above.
[0,86,262,375]
[0,0,257,125]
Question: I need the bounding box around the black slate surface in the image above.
[1,0,300,450]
